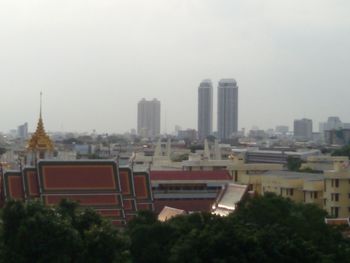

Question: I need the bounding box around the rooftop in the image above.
[150,170,232,181]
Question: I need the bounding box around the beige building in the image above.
[260,171,324,207]
[324,162,350,218]
[301,156,348,172]
[134,140,350,218]
[227,155,283,194]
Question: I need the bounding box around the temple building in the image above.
[26,93,54,164]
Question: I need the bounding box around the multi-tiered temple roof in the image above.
[27,93,54,152]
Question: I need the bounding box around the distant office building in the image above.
[293,118,313,141]
[217,79,238,141]
[324,129,350,145]
[319,116,350,133]
[137,98,161,138]
[248,129,267,139]
[276,125,289,135]
[177,129,197,141]
[17,122,28,140]
[326,116,343,130]
[198,79,213,140]
[174,125,181,136]
[319,122,327,134]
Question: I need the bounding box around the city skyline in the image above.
[0,1,350,133]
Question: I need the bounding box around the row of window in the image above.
[329,179,350,188]
[330,207,350,218]
[329,193,350,202]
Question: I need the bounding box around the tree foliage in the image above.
[332,145,350,158]
[1,195,350,262]
[0,200,129,263]
[127,193,350,263]
[0,147,6,156]
[286,156,303,171]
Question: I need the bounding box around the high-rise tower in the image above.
[293,118,313,141]
[198,79,213,140]
[217,79,238,141]
[137,98,161,138]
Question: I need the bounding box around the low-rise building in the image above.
[324,162,350,218]
[301,156,348,172]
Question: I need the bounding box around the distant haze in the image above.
[1,0,349,133]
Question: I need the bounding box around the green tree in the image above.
[286,156,303,171]
[127,194,350,263]
[332,145,350,158]
[0,200,130,263]
[0,147,6,156]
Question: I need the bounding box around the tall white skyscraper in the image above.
[217,79,238,141]
[198,79,213,140]
[137,98,161,138]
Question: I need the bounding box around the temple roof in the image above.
[27,93,54,152]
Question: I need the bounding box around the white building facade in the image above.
[217,79,238,141]
[137,98,161,138]
[198,79,213,140]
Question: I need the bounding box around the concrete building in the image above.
[260,171,324,206]
[137,98,161,138]
[217,79,238,141]
[293,118,313,141]
[324,129,350,145]
[324,162,350,218]
[17,122,28,140]
[276,125,289,135]
[198,79,213,140]
[150,170,233,213]
[301,156,348,172]
[319,117,343,134]
[238,149,320,164]
[177,129,197,142]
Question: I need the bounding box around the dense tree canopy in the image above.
[0,200,129,263]
[1,194,350,262]
[127,194,350,263]
[332,145,350,158]
[286,156,303,171]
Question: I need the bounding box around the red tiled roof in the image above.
[154,199,214,213]
[150,170,232,181]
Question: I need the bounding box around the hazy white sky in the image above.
[1,0,349,133]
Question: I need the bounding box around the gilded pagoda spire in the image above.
[27,92,54,152]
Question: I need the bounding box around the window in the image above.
[331,207,339,218]
[331,179,339,188]
[234,171,238,182]
[314,192,318,199]
[331,193,339,202]
[286,189,294,196]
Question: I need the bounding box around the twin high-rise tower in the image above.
[198,79,238,141]
[198,80,213,140]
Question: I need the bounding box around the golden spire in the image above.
[27,92,54,152]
